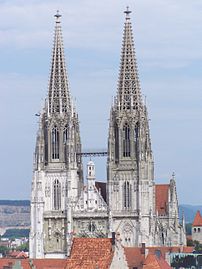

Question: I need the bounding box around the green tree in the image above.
[0,246,9,256]
[16,242,29,252]
[185,223,192,235]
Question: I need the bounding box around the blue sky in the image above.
[0,0,201,205]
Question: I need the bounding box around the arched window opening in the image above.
[63,125,68,144]
[52,126,59,159]
[53,179,61,210]
[134,122,139,154]
[123,123,130,157]
[114,123,119,162]
[123,181,131,209]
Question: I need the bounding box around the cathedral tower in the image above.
[107,8,155,247]
[29,12,83,258]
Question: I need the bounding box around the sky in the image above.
[0,0,201,205]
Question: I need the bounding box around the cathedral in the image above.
[29,9,186,259]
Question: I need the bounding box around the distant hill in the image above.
[179,204,202,223]
[0,200,30,227]
[0,200,30,206]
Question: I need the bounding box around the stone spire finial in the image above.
[124,6,132,19]
[54,10,61,23]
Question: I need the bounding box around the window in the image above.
[63,125,68,144]
[123,123,130,157]
[198,228,201,232]
[123,181,131,209]
[114,123,119,162]
[134,122,139,154]
[51,126,59,159]
[53,179,61,210]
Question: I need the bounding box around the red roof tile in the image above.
[147,246,193,258]
[33,259,67,269]
[155,184,169,215]
[124,247,145,268]
[0,258,68,269]
[124,245,193,269]
[66,238,113,269]
[7,251,28,259]
[0,259,31,269]
[193,210,202,226]
[143,254,171,269]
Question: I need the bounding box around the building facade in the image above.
[29,9,186,258]
[192,210,202,243]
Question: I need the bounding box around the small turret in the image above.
[87,161,96,209]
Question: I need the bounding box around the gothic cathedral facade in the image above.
[29,10,186,258]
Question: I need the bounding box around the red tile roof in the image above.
[124,247,145,268]
[7,251,28,259]
[66,238,113,269]
[147,246,193,258]
[124,245,194,268]
[0,259,31,269]
[155,184,169,215]
[33,259,67,269]
[0,259,67,269]
[193,210,202,226]
[143,253,171,269]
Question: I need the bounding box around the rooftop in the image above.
[193,210,202,226]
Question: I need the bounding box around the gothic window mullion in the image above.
[123,123,131,157]
[52,126,60,160]
[53,179,61,210]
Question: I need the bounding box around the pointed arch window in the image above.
[123,123,130,157]
[114,123,119,162]
[134,122,139,154]
[63,125,68,144]
[53,179,61,210]
[51,126,59,159]
[123,181,131,209]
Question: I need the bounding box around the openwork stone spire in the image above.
[48,11,71,115]
[117,7,142,111]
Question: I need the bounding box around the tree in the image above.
[0,246,9,256]
[16,242,29,252]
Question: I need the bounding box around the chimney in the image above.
[141,243,146,255]
[112,232,116,245]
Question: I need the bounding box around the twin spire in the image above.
[48,8,142,115]
[48,11,71,115]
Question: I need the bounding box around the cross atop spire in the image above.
[124,6,132,20]
[48,12,71,115]
[54,10,61,23]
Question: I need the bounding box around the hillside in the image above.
[0,200,30,227]
[179,204,202,223]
